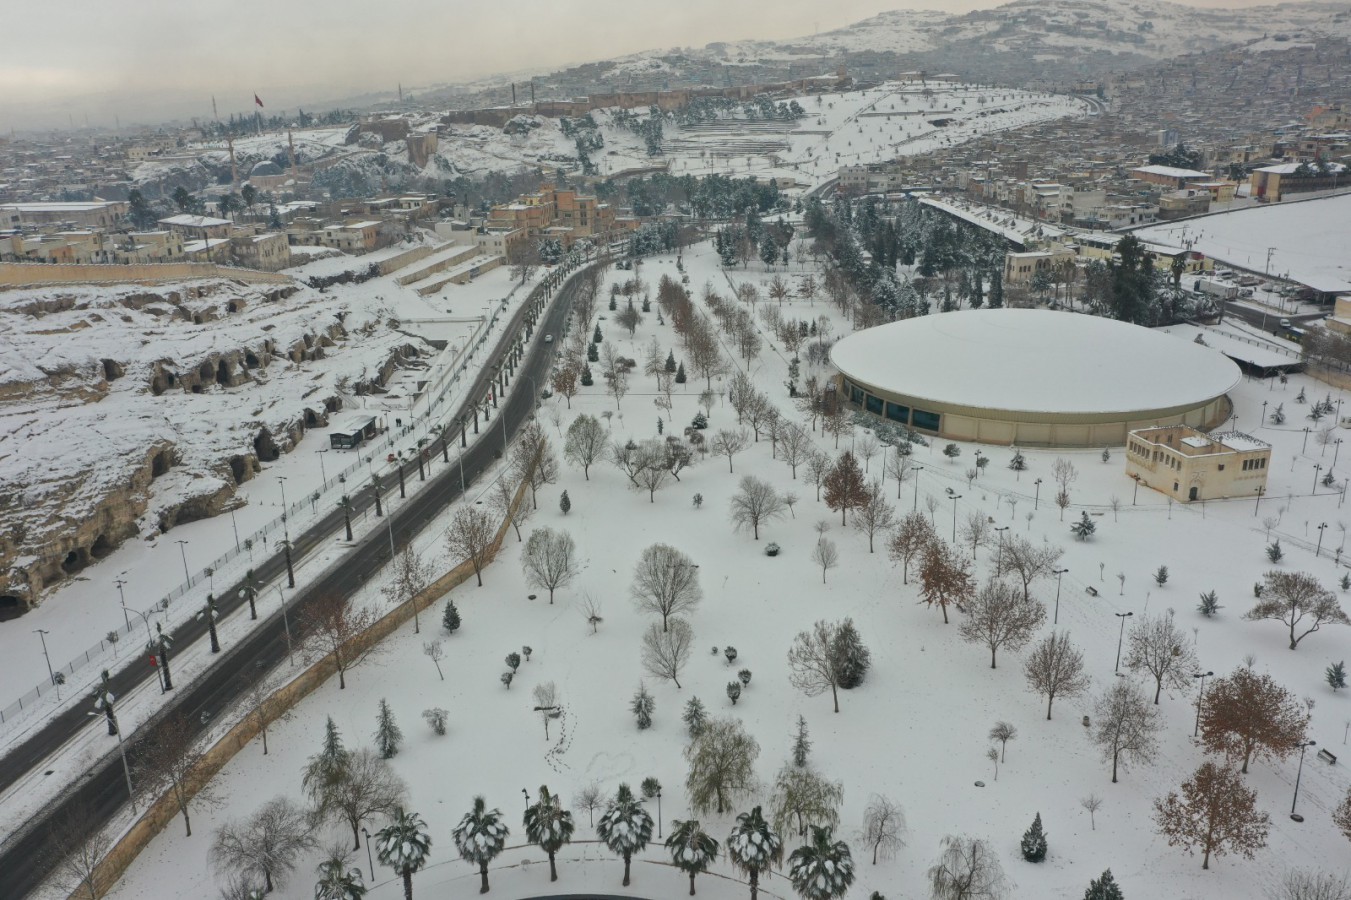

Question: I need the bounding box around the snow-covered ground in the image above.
[79,238,1351,900]
[0,238,525,733]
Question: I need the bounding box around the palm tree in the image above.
[786,825,855,900]
[665,818,719,895]
[596,783,653,887]
[375,808,431,900]
[315,853,367,900]
[726,806,783,900]
[523,785,574,882]
[453,796,509,894]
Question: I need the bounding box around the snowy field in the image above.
[80,238,1351,900]
[1134,193,1351,293]
[0,238,524,736]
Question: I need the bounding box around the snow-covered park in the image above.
[55,236,1351,900]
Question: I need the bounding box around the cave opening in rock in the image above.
[253,429,280,462]
[193,314,203,325]
[0,596,24,621]
[191,383,204,395]
[305,409,319,427]
[244,350,260,368]
[152,449,172,477]
[102,359,122,381]
[90,534,114,559]
[61,549,87,574]
[228,456,247,484]
[227,301,240,313]
[216,359,231,386]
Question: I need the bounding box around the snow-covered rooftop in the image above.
[830,309,1242,416]
[1255,161,1347,174]
[1131,164,1209,179]
[159,214,231,228]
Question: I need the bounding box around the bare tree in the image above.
[1093,680,1160,783]
[788,620,847,713]
[600,341,629,410]
[928,835,1008,900]
[959,581,1047,668]
[805,451,832,501]
[642,618,694,688]
[710,428,750,474]
[960,511,992,559]
[446,505,496,587]
[812,538,840,584]
[996,536,1065,602]
[1199,667,1309,773]
[564,413,607,479]
[989,722,1017,762]
[44,803,111,900]
[1247,570,1349,649]
[1080,794,1103,831]
[242,678,286,757]
[1126,612,1200,704]
[301,593,381,689]
[315,748,407,850]
[532,681,560,739]
[780,425,812,479]
[383,542,434,633]
[632,440,672,502]
[1153,761,1270,869]
[512,421,560,510]
[889,512,934,585]
[1269,870,1351,900]
[857,433,881,472]
[423,640,445,680]
[631,543,702,630]
[743,392,775,442]
[918,540,974,625]
[859,794,906,864]
[521,526,579,603]
[573,782,605,828]
[1023,631,1090,720]
[136,710,218,836]
[580,594,604,634]
[885,450,912,498]
[211,796,318,893]
[490,474,533,543]
[853,480,896,553]
[730,475,786,540]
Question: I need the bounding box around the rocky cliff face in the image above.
[0,277,430,615]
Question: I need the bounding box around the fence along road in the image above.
[0,260,587,900]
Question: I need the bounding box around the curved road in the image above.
[0,261,590,899]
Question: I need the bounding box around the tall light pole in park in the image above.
[1290,740,1317,821]
[1053,568,1069,625]
[175,539,191,583]
[994,526,1009,570]
[1113,612,1134,674]
[1192,670,1214,737]
[1034,478,1042,510]
[949,493,962,543]
[912,466,924,513]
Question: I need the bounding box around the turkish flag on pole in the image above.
[254,93,264,108]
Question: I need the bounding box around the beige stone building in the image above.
[230,231,292,271]
[1124,425,1270,503]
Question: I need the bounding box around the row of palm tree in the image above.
[358,788,854,900]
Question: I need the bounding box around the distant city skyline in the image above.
[0,0,1314,130]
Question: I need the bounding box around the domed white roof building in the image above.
[829,309,1241,447]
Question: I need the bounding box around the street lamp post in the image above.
[34,628,55,686]
[115,577,129,629]
[1290,740,1317,820]
[91,671,136,812]
[1316,522,1328,557]
[950,493,962,543]
[1034,478,1042,510]
[1335,438,1344,469]
[278,476,290,531]
[278,586,294,666]
[1132,473,1141,505]
[362,828,375,881]
[522,787,530,811]
[1313,464,1322,494]
[1261,400,1268,427]
[1254,484,1264,516]
[994,526,1009,570]
[912,466,924,513]
[1053,568,1068,625]
[175,539,191,583]
[1113,612,1134,674]
[316,448,329,484]
[657,788,663,839]
[153,622,173,691]
[1303,427,1311,453]
[1192,670,1214,737]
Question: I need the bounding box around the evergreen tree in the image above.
[559,490,572,515]
[791,715,812,767]
[787,825,855,900]
[523,785,574,883]
[831,618,871,689]
[1267,540,1283,563]
[1071,511,1096,541]
[303,718,352,806]
[727,806,783,900]
[683,696,708,738]
[315,856,367,900]
[374,699,402,759]
[665,350,677,372]
[453,796,509,894]
[1328,660,1347,691]
[632,684,655,729]
[442,600,461,633]
[1021,813,1048,862]
[665,818,719,896]
[727,681,742,705]
[675,362,687,384]
[593,323,603,344]
[1153,566,1169,587]
[1198,591,1221,617]
[1084,869,1124,900]
[375,808,432,900]
[597,784,654,887]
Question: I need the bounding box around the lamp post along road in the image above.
[1291,740,1316,820]
[1034,478,1042,510]
[34,629,55,686]
[115,578,129,629]
[175,540,191,583]
[1053,568,1068,625]
[1192,670,1213,738]
[1113,612,1134,674]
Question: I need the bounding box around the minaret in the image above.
[227,136,239,189]
[287,129,298,176]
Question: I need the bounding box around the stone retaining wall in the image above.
[0,263,292,290]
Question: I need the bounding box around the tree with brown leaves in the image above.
[1125,612,1199,704]
[823,451,868,526]
[512,421,559,510]
[1023,631,1090,720]
[918,539,973,625]
[551,365,579,408]
[1335,787,1351,845]
[446,505,496,587]
[1199,667,1309,773]
[958,581,1046,669]
[136,710,218,836]
[1153,761,1270,869]
[301,593,381,690]
[1247,570,1349,650]
[888,512,934,585]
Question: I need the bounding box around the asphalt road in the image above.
[1223,299,1323,334]
[0,262,587,899]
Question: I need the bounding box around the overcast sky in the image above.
[0,0,1295,130]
